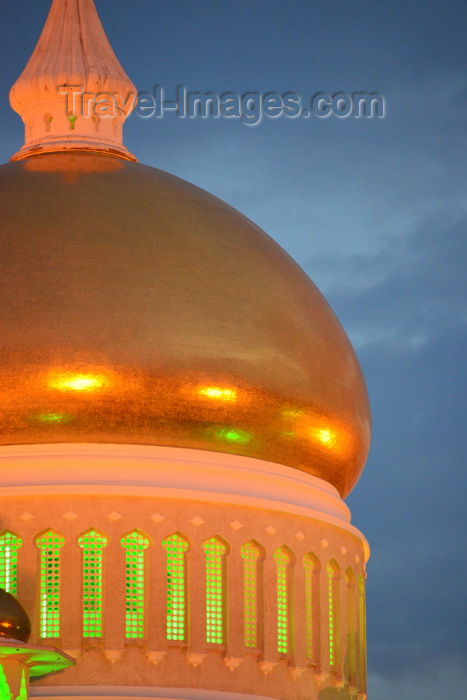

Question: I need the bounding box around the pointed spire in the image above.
[9,0,137,161]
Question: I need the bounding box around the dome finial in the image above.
[9,0,137,161]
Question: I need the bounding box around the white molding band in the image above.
[30,687,278,700]
[0,443,369,559]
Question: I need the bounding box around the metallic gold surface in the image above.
[0,590,31,642]
[0,153,370,497]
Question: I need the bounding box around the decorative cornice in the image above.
[0,443,370,561]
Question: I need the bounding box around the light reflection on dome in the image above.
[215,427,252,444]
[197,386,238,402]
[314,427,337,447]
[281,409,347,452]
[47,371,110,393]
[30,413,73,425]
[281,407,305,418]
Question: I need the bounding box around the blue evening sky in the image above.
[0,2,466,697]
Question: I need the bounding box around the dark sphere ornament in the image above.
[0,589,31,642]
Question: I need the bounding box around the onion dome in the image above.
[0,0,371,498]
[0,590,31,643]
[9,0,136,161]
[0,153,370,497]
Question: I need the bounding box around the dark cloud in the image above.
[310,211,466,341]
[369,653,467,700]
[318,212,467,680]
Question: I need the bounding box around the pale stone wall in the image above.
[0,446,368,700]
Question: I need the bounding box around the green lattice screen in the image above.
[121,531,150,639]
[327,562,340,667]
[346,569,357,684]
[78,529,107,637]
[0,531,22,596]
[304,554,319,659]
[358,576,367,688]
[202,537,226,644]
[35,530,65,638]
[274,547,291,654]
[162,533,188,641]
[241,542,260,648]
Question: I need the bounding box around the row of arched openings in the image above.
[0,529,366,671]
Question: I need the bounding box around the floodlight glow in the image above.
[315,428,336,446]
[198,386,237,402]
[48,372,109,392]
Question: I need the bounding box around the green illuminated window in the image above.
[202,537,227,644]
[0,531,22,596]
[121,530,150,639]
[304,556,313,658]
[358,575,367,691]
[346,568,357,686]
[162,533,188,642]
[303,554,319,659]
[327,563,335,665]
[327,560,340,668]
[35,529,65,638]
[274,547,291,654]
[78,529,107,638]
[241,541,260,648]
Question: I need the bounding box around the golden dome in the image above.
[0,589,31,642]
[0,152,370,497]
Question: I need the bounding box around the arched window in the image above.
[35,529,65,638]
[162,533,189,642]
[273,546,293,654]
[327,559,341,669]
[121,530,150,639]
[358,575,367,691]
[0,531,22,596]
[241,541,262,648]
[202,537,227,644]
[78,529,107,638]
[304,552,320,661]
[346,567,357,685]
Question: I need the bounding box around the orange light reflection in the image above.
[291,412,343,452]
[47,371,110,393]
[197,386,237,402]
[314,427,338,448]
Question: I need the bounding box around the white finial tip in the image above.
[9,0,137,161]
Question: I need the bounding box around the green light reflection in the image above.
[281,407,305,418]
[29,413,73,425]
[216,427,251,444]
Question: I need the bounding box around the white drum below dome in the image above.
[0,444,368,700]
